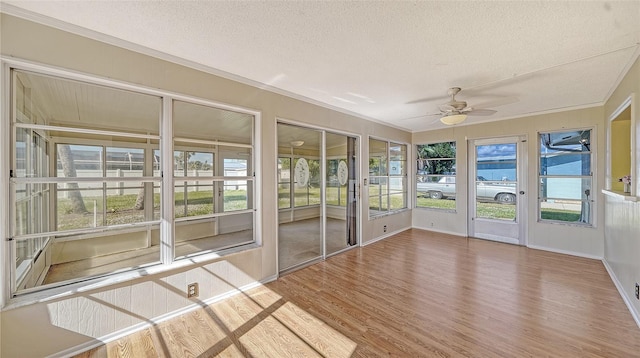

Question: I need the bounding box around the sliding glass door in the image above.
[277,123,359,272]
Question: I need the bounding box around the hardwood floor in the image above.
[75,229,640,357]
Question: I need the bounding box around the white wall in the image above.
[412,106,606,258]
[0,13,411,357]
[603,55,640,324]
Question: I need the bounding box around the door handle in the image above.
[519,191,525,195]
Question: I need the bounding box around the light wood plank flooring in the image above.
[75,229,640,357]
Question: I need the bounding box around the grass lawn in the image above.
[59,189,583,230]
[416,198,456,210]
[57,190,249,229]
[417,198,582,222]
[541,208,581,222]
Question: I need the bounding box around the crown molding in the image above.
[0,3,409,133]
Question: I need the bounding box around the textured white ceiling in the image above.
[3,1,640,132]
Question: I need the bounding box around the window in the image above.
[326,158,347,206]
[7,66,256,296]
[174,150,215,218]
[415,142,456,210]
[278,158,291,209]
[294,158,321,207]
[369,138,407,217]
[539,130,593,225]
[173,100,255,260]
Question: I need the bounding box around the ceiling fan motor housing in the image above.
[439,87,468,112]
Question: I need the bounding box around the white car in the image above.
[417,176,517,203]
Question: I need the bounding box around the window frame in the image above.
[368,137,408,219]
[415,141,457,211]
[277,157,292,209]
[2,58,261,304]
[537,128,595,226]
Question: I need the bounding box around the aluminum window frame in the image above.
[1,57,260,304]
[537,128,595,226]
[368,137,408,219]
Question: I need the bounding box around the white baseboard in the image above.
[602,259,640,329]
[526,244,603,260]
[261,274,278,284]
[411,225,466,238]
[361,226,410,246]
[48,280,266,358]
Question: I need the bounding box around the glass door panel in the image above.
[325,133,357,256]
[469,137,525,245]
[277,123,323,271]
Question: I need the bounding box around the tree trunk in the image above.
[57,144,88,213]
[134,186,145,210]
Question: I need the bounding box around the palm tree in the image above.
[57,144,88,214]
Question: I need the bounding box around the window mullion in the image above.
[160,97,174,264]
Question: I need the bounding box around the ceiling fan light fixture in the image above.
[290,140,304,147]
[440,113,467,125]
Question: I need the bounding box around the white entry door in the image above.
[468,136,526,245]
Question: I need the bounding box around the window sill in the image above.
[369,208,410,220]
[601,189,638,202]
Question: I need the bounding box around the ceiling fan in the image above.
[431,87,497,125]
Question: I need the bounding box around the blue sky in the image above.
[476,144,516,159]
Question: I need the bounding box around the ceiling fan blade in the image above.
[439,104,455,112]
[405,94,447,104]
[466,108,497,116]
[397,112,441,121]
[469,96,519,109]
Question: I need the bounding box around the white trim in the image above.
[173,176,254,182]
[11,176,161,184]
[361,226,410,246]
[14,122,160,140]
[11,220,160,242]
[2,55,263,306]
[418,103,605,134]
[410,226,465,238]
[1,61,10,306]
[276,117,362,139]
[608,94,634,121]
[468,135,527,245]
[3,4,636,138]
[0,4,408,132]
[606,93,636,196]
[174,209,254,223]
[602,259,640,329]
[526,244,603,260]
[1,56,262,119]
[601,189,638,202]
[173,137,253,149]
[45,279,268,358]
[603,46,640,105]
[321,130,327,259]
[537,126,597,228]
[160,97,174,265]
[275,118,362,271]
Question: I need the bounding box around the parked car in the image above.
[417,176,517,203]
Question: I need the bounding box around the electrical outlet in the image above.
[635,283,639,300]
[383,225,387,233]
[187,282,199,298]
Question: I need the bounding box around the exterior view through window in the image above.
[539,130,593,224]
[416,142,456,210]
[369,138,407,217]
[8,67,256,296]
[474,143,518,221]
